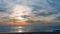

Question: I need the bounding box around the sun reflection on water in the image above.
[18,26,23,28]
[10,26,33,33]
[10,26,26,32]
[17,26,24,32]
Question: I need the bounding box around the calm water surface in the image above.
[0,25,60,32]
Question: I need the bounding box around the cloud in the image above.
[27,16,56,22]
[9,5,33,20]
[0,0,60,26]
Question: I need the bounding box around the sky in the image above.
[0,0,60,26]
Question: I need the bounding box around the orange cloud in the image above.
[0,18,31,26]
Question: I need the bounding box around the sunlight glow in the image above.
[7,5,31,26]
[17,17,24,20]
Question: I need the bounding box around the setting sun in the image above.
[17,17,24,20]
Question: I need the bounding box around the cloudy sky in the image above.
[0,0,60,26]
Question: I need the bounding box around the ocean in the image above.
[0,25,60,33]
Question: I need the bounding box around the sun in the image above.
[17,17,24,20]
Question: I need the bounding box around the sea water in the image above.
[0,25,60,32]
